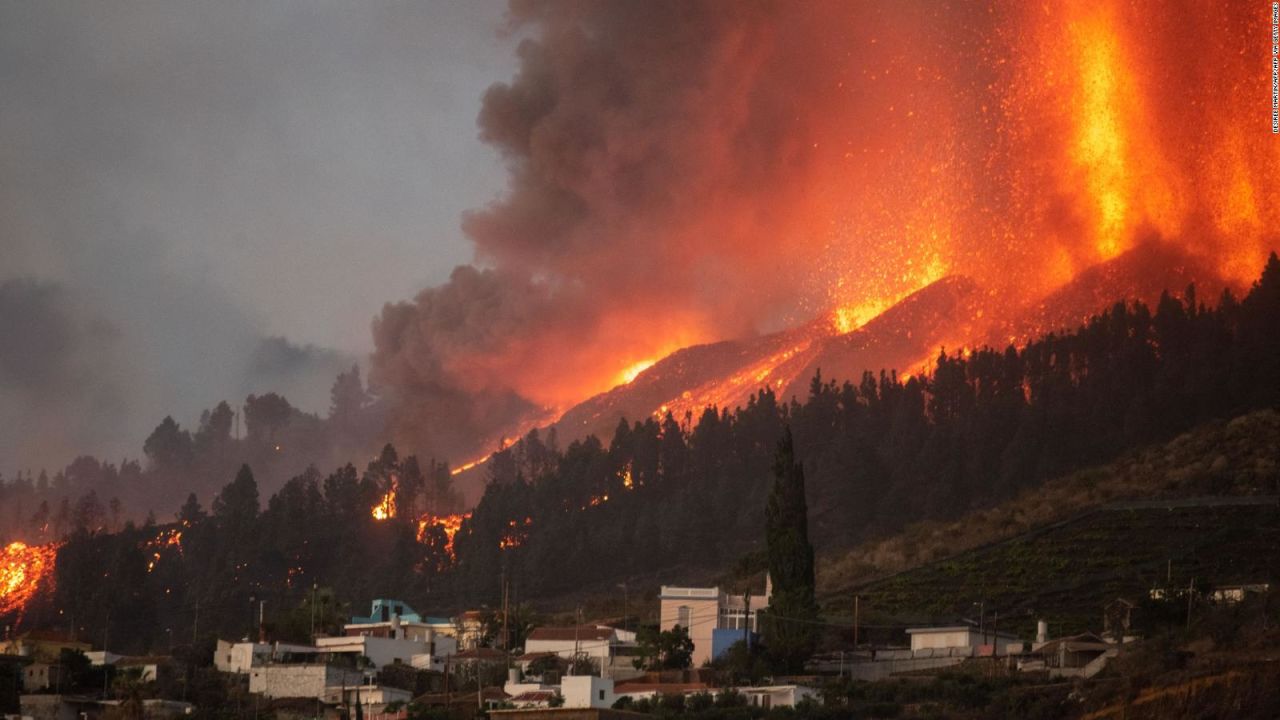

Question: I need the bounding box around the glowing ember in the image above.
[371,491,397,520]
[0,541,60,622]
[141,528,184,573]
[416,512,471,558]
[621,464,634,490]
[499,517,533,551]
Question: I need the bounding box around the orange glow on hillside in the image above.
[142,528,184,573]
[1,541,59,622]
[617,359,658,386]
[371,491,397,520]
[450,457,487,477]
[416,512,471,559]
[499,517,533,551]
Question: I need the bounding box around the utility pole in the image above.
[102,614,110,699]
[992,611,999,658]
[743,591,752,651]
[853,595,860,648]
[573,607,583,675]
[617,583,629,633]
[501,572,509,653]
[310,584,318,643]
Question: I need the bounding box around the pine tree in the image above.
[760,426,819,672]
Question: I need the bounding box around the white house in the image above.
[743,685,819,709]
[659,579,770,668]
[523,625,636,675]
[314,634,427,670]
[324,683,413,714]
[85,651,123,667]
[561,675,616,709]
[215,640,321,674]
[248,663,363,699]
[906,626,1021,655]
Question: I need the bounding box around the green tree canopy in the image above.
[760,425,819,672]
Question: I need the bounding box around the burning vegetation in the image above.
[142,528,183,573]
[0,541,59,623]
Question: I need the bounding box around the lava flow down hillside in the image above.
[0,541,60,624]
[370,0,1277,477]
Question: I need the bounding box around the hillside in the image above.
[817,409,1280,636]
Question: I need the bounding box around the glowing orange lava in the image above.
[371,491,397,520]
[1,541,60,622]
[416,512,471,558]
[450,457,488,477]
[499,517,533,551]
[616,359,658,386]
[141,528,184,573]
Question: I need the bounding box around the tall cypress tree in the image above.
[761,425,819,672]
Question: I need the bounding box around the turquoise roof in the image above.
[350,598,423,624]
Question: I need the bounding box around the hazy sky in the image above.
[0,1,516,467]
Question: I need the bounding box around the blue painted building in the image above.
[350,599,424,624]
[711,628,760,660]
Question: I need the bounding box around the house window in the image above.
[677,606,691,628]
[599,690,605,701]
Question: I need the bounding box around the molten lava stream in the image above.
[1,541,60,622]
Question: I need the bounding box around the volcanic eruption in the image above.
[370,0,1276,480]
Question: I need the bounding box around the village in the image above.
[6,571,1267,720]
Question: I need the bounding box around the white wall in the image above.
[909,629,1019,652]
[315,636,427,669]
[249,665,362,699]
[524,637,613,662]
[561,676,615,709]
[215,641,268,674]
[909,630,972,651]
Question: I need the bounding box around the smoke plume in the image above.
[378,0,1277,462]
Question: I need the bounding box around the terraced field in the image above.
[855,498,1280,638]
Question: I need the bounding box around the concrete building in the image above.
[339,599,458,670]
[315,635,427,670]
[19,694,101,720]
[115,656,171,683]
[85,651,123,667]
[22,661,68,692]
[344,599,457,645]
[523,626,637,676]
[658,581,769,667]
[324,683,413,714]
[215,640,322,674]
[742,685,819,709]
[0,631,91,663]
[490,710,647,720]
[905,626,1021,655]
[562,675,617,709]
[503,675,820,711]
[1019,632,1117,678]
[248,664,363,700]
